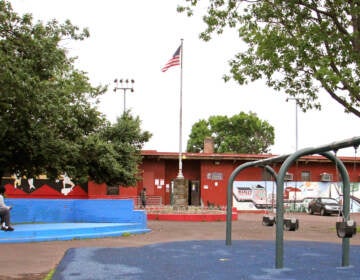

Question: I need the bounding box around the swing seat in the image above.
[262,215,275,226]
[283,217,299,231]
[336,220,357,238]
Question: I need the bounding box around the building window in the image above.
[107,185,119,195]
[301,171,311,181]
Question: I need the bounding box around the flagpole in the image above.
[177,38,184,178]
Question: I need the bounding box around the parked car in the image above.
[308,197,342,216]
[301,197,317,213]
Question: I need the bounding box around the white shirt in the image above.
[0,194,10,210]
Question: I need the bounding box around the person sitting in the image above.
[0,186,14,231]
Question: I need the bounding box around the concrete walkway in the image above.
[52,240,360,280]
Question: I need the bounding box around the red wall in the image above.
[88,182,138,198]
[199,160,275,206]
[3,154,359,206]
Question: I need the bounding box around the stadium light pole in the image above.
[113,78,135,114]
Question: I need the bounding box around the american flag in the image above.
[161,45,181,72]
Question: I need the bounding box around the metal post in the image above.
[295,101,298,151]
[286,98,299,151]
[177,39,184,179]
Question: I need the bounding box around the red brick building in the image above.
[133,150,360,208]
[4,149,360,209]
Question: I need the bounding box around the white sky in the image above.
[10,0,360,156]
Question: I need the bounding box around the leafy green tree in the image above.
[78,112,152,186]
[0,1,151,186]
[178,1,360,116]
[187,112,274,154]
[186,120,209,153]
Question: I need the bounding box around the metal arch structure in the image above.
[226,136,360,269]
[226,155,287,245]
[276,150,352,268]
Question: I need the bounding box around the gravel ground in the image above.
[0,212,359,280]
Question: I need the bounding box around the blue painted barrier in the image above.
[0,198,149,243]
[6,198,146,225]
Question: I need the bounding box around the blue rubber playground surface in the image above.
[52,240,360,280]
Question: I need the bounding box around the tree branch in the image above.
[319,76,360,117]
[296,0,350,36]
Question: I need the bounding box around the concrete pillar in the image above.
[173,177,188,208]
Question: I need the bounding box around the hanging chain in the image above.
[351,145,358,213]
[263,167,268,212]
[333,149,343,220]
[333,149,339,182]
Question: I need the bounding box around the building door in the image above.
[143,172,154,195]
[189,180,200,206]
